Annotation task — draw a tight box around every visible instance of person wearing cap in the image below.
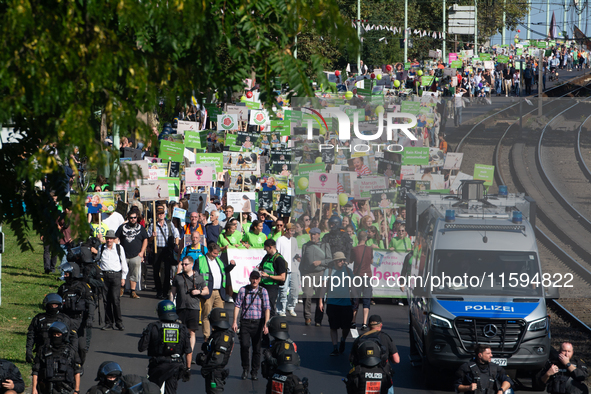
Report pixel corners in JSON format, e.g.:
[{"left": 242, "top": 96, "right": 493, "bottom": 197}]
[
  {"left": 349, "top": 314, "right": 400, "bottom": 367},
  {"left": 264, "top": 348, "right": 307, "bottom": 394},
  {"left": 98, "top": 229, "right": 128, "bottom": 331},
  {"left": 232, "top": 270, "right": 271, "bottom": 381},
  {"left": 148, "top": 204, "right": 180, "bottom": 299},
  {"left": 258, "top": 239, "right": 287, "bottom": 317},
  {"left": 318, "top": 251, "right": 353, "bottom": 356},
  {"left": 276, "top": 223, "right": 299, "bottom": 317},
  {"left": 299, "top": 227, "right": 332, "bottom": 326}
]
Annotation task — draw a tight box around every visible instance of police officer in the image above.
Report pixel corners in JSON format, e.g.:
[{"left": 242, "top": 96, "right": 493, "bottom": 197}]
[
  {"left": 344, "top": 341, "right": 392, "bottom": 394},
  {"left": 195, "top": 308, "right": 234, "bottom": 394},
  {"left": 26, "top": 294, "right": 78, "bottom": 364},
  {"left": 0, "top": 359, "right": 25, "bottom": 394},
  {"left": 349, "top": 315, "right": 400, "bottom": 367},
  {"left": 322, "top": 216, "right": 352, "bottom": 261},
  {"left": 31, "top": 322, "right": 82, "bottom": 394},
  {"left": 455, "top": 344, "right": 513, "bottom": 394},
  {"left": 58, "top": 262, "right": 95, "bottom": 364},
  {"left": 537, "top": 342, "right": 589, "bottom": 394},
  {"left": 262, "top": 316, "right": 297, "bottom": 379},
  {"left": 86, "top": 361, "right": 160, "bottom": 394},
  {"left": 138, "top": 300, "right": 192, "bottom": 394},
  {"left": 265, "top": 349, "right": 308, "bottom": 394}
]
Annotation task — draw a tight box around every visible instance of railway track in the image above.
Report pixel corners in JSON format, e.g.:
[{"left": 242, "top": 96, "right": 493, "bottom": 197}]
[{"left": 453, "top": 78, "right": 591, "bottom": 337}]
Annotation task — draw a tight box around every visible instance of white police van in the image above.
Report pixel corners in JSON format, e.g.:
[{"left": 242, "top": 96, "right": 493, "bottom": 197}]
[{"left": 405, "top": 181, "right": 556, "bottom": 380}]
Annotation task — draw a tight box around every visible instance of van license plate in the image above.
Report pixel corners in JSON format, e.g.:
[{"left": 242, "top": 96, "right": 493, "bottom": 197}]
[{"left": 491, "top": 358, "right": 507, "bottom": 366}]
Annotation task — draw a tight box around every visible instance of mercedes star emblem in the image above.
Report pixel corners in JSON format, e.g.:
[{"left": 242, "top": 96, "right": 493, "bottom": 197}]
[{"left": 483, "top": 324, "right": 498, "bottom": 338}]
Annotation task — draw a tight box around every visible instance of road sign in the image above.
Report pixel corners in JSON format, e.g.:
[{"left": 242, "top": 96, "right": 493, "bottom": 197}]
[{"left": 448, "top": 5, "right": 475, "bottom": 35}]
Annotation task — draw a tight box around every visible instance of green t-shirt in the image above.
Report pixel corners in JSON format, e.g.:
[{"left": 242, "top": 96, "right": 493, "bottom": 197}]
[
  {"left": 242, "top": 222, "right": 252, "bottom": 234},
  {"left": 242, "top": 231, "right": 267, "bottom": 248},
  {"left": 350, "top": 234, "right": 358, "bottom": 247},
  {"left": 218, "top": 230, "right": 244, "bottom": 249},
  {"left": 271, "top": 231, "right": 282, "bottom": 242},
  {"left": 366, "top": 238, "right": 384, "bottom": 249},
  {"left": 296, "top": 234, "right": 310, "bottom": 249},
  {"left": 389, "top": 237, "right": 412, "bottom": 252}
]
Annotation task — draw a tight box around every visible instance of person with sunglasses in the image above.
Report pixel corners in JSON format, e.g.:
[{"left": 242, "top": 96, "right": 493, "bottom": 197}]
[{"left": 115, "top": 208, "right": 149, "bottom": 299}]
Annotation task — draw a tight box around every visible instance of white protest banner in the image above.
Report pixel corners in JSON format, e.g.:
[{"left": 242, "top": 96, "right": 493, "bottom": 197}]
[
  {"left": 227, "top": 192, "right": 256, "bottom": 213},
  {"left": 139, "top": 180, "right": 169, "bottom": 201},
  {"left": 443, "top": 152, "right": 464, "bottom": 170},
  {"left": 353, "top": 176, "right": 388, "bottom": 199},
  {"left": 401, "top": 165, "right": 419, "bottom": 180},
  {"left": 226, "top": 105, "right": 248, "bottom": 121},
  {"left": 177, "top": 120, "right": 199, "bottom": 135},
  {"left": 429, "top": 49, "right": 440, "bottom": 58},
  {"left": 249, "top": 109, "right": 270, "bottom": 127},
  {"left": 185, "top": 166, "right": 215, "bottom": 187},
  {"left": 122, "top": 160, "right": 149, "bottom": 179},
  {"left": 483, "top": 61, "right": 495, "bottom": 70},
  {"left": 217, "top": 114, "right": 239, "bottom": 131},
  {"left": 227, "top": 248, "right": 267, "bottom": 289},
  {"left": 370, "top": 250, "right": 406, "bottom": 297},
  {"left": 307, "top": 173, "right": 338, "bottom": 193}
]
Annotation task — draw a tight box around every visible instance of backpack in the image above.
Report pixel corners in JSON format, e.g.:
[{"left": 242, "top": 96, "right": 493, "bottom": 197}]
[{"left": 351, "top": 331, "right": 389, "bottom": 367}]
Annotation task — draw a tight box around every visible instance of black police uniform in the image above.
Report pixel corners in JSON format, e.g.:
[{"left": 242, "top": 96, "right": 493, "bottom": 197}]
[
  {"left": 32, "top": 342, "right": 82, "bottom": 394},
  {"left": 537, "top": 350, "right": 589, "bottom": 394},
  {"left": 26, "top": 299, "right": 79, "bottom": 364},
  {"left": 0, "top": 359, "right": 25, "bottom": 394},
  {"left": 345, "top": 339, "right": 392, "bottom": 394},
  {"left": 265, "top": 349, "right": 307, "bottom": 394},
  {"left": 58, "top": 264, "right": 95, "bottom": 364},
  {"left": 454, "top": 360, "right": 513, "bottom": 394},
  {"left": 87, "top": 374, "right": 160, "bottom": 394},
  {"left": 349, "top": 330, "right": 397, "bottom": 368},
  {"left": 262, "top": 340, "right": 297, "bottom": 379},
  {"left": 138, "top": 320, "right": 191, "bottom": 394},
  {"left": 197, "top": 329, "right": 234, "bottom": 394},
  {"left": 322, "top": 228, "right": 352, "bottom": 261}
]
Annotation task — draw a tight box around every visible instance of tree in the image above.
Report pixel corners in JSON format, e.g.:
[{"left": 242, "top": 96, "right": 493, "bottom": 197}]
[{"left": 0, "top": 0, "right": 358, "bottom": 251}]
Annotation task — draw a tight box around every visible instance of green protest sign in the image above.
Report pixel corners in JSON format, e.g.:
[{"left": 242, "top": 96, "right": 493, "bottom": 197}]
[
  {"left": 195, "top": 153, "right": 224, "bottom": 173},
  {"left": 516, "top": 49, "right": 523, "bottom": 56},
  {"left": 421, "top": 76, "right": 435, "bottom": 86},
  {"left": 184, "top": 130, "right": 207, "bottom": 150},
  {"left": 536, "top": 41, "right": 547, "bottom": 48},
  {"left": 451, "top": 60, "right": 463, "bottom": 68},
  {"left": 402, "top": 147, "right": 429, "bottom": 165},
  {"left": 404, "top": 62, "right": 411, "bottom": 70},
  {"left": 297, "top": 163, "right": 325, "bottom": 176},
  {"left": 271, "top": 120, "right": 290, "bottom": 136},
  {"left": 294, "top": 175, "right": 311, "bottom": 194},
  {"left": 158, "top": 177, "right": 180, "bottom": 198},
  {"left": 203, "top": 103, "right": 222, "bottom": 117},
  {"left": 401, "top": 101, "right": 421, "bottom": 113},
  {"left": 473, "top": 163, "right": 495, "bottom": 186},
  {"left": 497, "top": 55, "right": 509, "bottom": 64},
  {"left": 479, "top": 53, "right": 491, "bottom": 61},
  {"left": 159, "top": 140, "right": 185, "bottom": 162},
  {"left": 225, "top": 133, "right": 238, "bottom": 147}
]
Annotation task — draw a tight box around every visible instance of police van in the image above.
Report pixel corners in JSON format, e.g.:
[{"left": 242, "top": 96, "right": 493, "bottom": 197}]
[{"left": 405, "top": 180, "right": 556, "bottom": 380}]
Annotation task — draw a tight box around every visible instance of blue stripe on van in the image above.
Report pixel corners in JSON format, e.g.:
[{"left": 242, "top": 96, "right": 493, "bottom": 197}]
[{"left": 438, "top": 301, "right": 540, "bottom": 319}]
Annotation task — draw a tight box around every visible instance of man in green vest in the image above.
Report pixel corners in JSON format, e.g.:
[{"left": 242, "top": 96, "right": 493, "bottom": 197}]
[
  {"left": 258, "top": 239, "right": 287, "bottom": 317},
  {"left": 196, "top": 243, "right": 236, "bottom": 341}
]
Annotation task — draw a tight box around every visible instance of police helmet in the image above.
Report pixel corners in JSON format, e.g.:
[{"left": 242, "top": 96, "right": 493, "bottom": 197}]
[
  {"left": 276, "top": 349, "right": 300, "bottom": 373},
  {"left": 328, "top": 216, "right": 342, "bottom": 229},
  {"left": 43, "top": 293, "right": 63, "bottom": 311},
  {"left": 156, "top": 300, "right": 178, "bottom": 322},
  {"left": 356, "top": 340, "right": 382, "bottom": 367},
  {"left": 48, "top": 321, "right": 69, "bottom": 336},
  {"left": 61, "top": 262, "right": 83, "bottom": 279},
  {"left": 95, "top": 361, "right": 123, "bottom": 381},
  {"left": 208, "top": 308, "right": 231, "bottom": 330},
  {"left": 267, "top": 316, "right": 290, "bottom": 340}
]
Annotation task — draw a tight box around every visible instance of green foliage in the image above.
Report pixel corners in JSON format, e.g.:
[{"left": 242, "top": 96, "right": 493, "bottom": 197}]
[{"left": 0, "top": 0, "right": 358, "bottom": 250}]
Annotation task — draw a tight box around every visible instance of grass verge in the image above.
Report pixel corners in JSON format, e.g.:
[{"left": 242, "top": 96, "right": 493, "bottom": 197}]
[{"left": 0, "top": 223, "right": 64, "bottom": 385}]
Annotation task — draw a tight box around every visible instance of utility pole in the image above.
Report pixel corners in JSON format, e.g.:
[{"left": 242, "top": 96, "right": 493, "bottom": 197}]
[
  {"left": 443, "top": 0, "right": 446, "bottom": 63},
  {"left": 357, "top": 0, "right": 361, "bottom": 73},
  {"left": 404, "top": 0, "right": 408, "bottom": 61},
  {"left": 547, "top": 0, "right": 550, "bottom": 38},
  {"left": 474, "top": 0, "right": 478, "bottom": 53},
  {"left": 527, "top": 0, "right": 531, "bottom": 40},
  {"left": 538, "top": 51, "right": 543, "bottom": 116},
  {"left": 564, "top": 0, "right": 568, "bottom": 38},
  {"left": 502, "top": 0, "right": 506, "bottom": 46}
]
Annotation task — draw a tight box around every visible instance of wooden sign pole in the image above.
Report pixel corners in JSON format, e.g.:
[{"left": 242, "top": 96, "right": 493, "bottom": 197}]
[{"left": 153, "top": 200, "right": 157, "bottom": 253}]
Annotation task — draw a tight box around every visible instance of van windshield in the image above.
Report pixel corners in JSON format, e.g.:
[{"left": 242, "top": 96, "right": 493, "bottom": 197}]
[{"left": 431, "top": 250, "right": 543, "bottom": 296}]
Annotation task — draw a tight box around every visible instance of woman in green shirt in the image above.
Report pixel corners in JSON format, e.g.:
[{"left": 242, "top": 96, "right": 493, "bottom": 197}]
[
  {"left": 294, "top": 222, "right": 310, "bottom": 249},
  {"left": 366, "top": 226, "right": 385, "bottom": 249},
  {"left": 241, "top": 219, "right": 267, "bottom": 248},
  {"left": 241, "top": 212, "right": 252, "bottom": 234},
  {"left": 218, "top": 219, "right": 243, "bottom": 250},
  {"left": 346, "top": 224, "right": 358, "bottom": 247}
]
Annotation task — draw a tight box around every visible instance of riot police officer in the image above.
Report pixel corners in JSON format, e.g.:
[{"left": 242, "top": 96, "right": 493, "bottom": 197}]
[
  {"left": 138, "top": 300, "right": 192, "bottom": 394},
  {"left": 58, "top": 262, "right": 95, "bottom": 364},
  {"left": 321, "top": 217, "right": 352, "bottom": 261},
  {"left": 0, "top": 359, "right": 25, "bottom": 394},
  {"left": 537, "top": 342, "right": 588, "bottom": 394},
  {"left": 455, "top": 344, "right": 513, "bottom": 394},
  {"left": 344, "top": 340, "right": 392, "bottom": 394},
  {"left": 195, "top": 308, "right": 234, "bottom": 394},
  {"left": 262, "top": 316, "right": 297, "bottom": 379},
  {"left": 86, "top": 361, "right": 160, "bottom": 394},
  {"left": 26, "top": 294, "right": 78, "bottom": 364},
  {"left": 265, "top": 348, "right": 308, "bottom": 394},
  {"left": 31, "top": 322, "right": 82, "bottom": 394}
]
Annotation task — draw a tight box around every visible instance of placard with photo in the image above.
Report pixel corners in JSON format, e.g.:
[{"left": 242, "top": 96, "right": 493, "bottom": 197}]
[
  {"left": 370, "top": 188, "right": 398, "bottom": 210},
  {"left": 227, "top": 192, "right": 256, "bottom": 213},
  {"left": 139, "top": 180, "right": 169, "bottom": 202}
]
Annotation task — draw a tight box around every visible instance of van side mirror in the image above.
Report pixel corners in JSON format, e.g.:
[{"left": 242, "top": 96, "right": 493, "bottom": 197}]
[{"left": 544, "top": 286, "right": 559, "bottom": 300}]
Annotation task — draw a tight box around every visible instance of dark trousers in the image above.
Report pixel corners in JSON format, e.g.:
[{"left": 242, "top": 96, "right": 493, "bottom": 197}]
[
  {"left": 239, "top": 318, "right": 264, "bottom": 373},
  {"left": 68, "top": 316, "right": 89, "bottom": 365},
  {"left": 43, "top": 240, "right": 57, "bottom": 273},
  {"left": 148, "top": 361, "right": 182, "bottom": 394},
  {"left": 153, "top": 249, "right": 172, "bottom": 295},
  {"left": 302, "top": 272, "right": 324, "bottom": 324},
  {"left": 103, "top": 271, "right": 123, "bottom": 326},
  {"left": 263, "top": 285, "right": 279, "bottom": 317},
  {"left": 203, "top": 368, "right": 228, "bottom": 394}
]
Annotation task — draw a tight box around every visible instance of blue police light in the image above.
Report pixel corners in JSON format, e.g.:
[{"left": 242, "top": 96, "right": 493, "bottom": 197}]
[
  {"left": 512, "top": 211, "right": 522, "bottom": 224},
  {"left": 498, "top": 185, "right": 508, "bottom": 196},
  {"left": 445, "top": 210, "right": 455, "bottom": 222}
]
